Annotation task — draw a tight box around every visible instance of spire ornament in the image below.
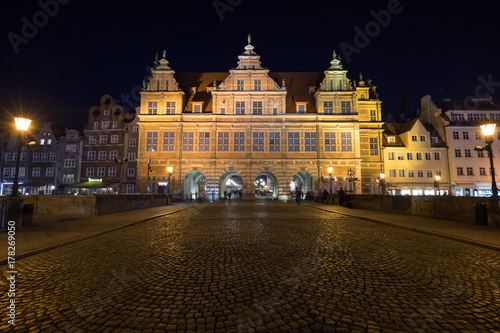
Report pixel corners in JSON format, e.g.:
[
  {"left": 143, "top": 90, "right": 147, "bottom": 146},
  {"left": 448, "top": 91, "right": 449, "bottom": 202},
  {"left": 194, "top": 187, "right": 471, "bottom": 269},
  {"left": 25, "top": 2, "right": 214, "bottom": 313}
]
[
  {"left": 248, "top": 34, "right": 251, "bottom": 45},
  {"left": 162, "top": 50, "right": 166, "bottom": 59},
  {"left": 329, "top": 50, "right": 343, "bottom": 70}
]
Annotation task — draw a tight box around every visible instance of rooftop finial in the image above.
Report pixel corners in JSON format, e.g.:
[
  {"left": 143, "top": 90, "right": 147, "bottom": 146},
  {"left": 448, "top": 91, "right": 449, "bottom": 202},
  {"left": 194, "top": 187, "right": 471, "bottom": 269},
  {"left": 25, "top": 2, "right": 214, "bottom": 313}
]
[
  {"left": 248, "top": 34, "right": 251, "bottom": 45},
  {"left": 329, "top": 50, "right": 343, "bottom": 70},
  {"left": 162, "top": 50, "right": 166, "bottom": 59}
]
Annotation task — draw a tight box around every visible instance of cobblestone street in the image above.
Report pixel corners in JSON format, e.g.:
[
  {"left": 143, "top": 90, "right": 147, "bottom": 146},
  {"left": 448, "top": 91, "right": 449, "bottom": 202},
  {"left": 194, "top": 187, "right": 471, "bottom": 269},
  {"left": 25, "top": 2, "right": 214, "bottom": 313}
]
[{"left": 1, "top": 201, "right": 500, "bottom": 332}]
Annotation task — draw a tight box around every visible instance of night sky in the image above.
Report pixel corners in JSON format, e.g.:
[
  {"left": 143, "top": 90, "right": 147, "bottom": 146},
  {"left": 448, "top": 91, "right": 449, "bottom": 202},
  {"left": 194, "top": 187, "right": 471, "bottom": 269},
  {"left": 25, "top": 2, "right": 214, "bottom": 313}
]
[{"left": 1, "top": 0, "right": 499, "bottom": 133}]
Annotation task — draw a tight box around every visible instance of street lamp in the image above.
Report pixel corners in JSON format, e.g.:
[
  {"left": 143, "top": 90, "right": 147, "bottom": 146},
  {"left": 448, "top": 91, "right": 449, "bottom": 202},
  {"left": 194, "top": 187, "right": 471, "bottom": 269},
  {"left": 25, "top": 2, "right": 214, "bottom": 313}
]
[
  {"left": 379, "top": 173, "right": 385, "bottom": 195},
  {"left": 434, "top": 175, "right": 441, "bottom": 195},
  {"left": 10, "top": 117, "right": 32, "bottom": 197},
  {"left": 475, "top": 123, "right": 498, "bottom": 197},
  {"left": 327, "top": 167, "right": 333, "bottom": 193},
  {"left": 146, "top": 148, "right": 154, "bottom": 194},
  {"left": 167, "top": 166, "right": 173, "bottom": 195}
]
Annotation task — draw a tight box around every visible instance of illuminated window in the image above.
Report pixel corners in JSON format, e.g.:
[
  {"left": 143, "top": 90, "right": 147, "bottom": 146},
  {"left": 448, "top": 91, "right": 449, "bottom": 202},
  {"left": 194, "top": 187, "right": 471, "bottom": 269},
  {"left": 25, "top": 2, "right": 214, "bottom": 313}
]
[{"left": 63, "top": 174, "right": 74, "bottom": 183}]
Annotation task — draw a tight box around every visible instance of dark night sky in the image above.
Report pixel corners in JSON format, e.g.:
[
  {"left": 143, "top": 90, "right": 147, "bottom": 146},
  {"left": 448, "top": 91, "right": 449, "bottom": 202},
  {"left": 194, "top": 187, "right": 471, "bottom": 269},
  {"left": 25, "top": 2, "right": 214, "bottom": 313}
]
[{"left": 1, "top": 0, "right": 499, "bottom": 133}]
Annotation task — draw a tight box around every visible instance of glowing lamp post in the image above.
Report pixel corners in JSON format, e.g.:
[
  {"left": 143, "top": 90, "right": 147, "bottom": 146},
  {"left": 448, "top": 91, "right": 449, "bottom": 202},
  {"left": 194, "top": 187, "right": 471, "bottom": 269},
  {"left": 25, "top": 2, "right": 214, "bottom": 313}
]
[
  {"left": 379, "top": 173, "right": 385, "bottom": 195},
  {"left": 11, "top": 117, "right": 32, "bottom": 197},
  {"left": 434, "top": 175, "right": 441, "bottom": 195},
  {"left": 167, "top": 166, "right": 173, "bottom": 195},
  {"left": 327, "top": 167, "right": 333, "bottom": 193},
  {"left": 475, "top": 123, "right": 498, "bottom": 197}
]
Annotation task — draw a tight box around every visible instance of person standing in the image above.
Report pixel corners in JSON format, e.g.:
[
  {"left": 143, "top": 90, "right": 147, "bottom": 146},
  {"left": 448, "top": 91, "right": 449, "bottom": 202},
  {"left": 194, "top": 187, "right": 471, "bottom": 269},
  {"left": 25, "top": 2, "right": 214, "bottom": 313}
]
[
  {"left": 338, "top": 188, "right": 345, "bottom": 207},
  {"left": 296, "top": 188, "right": 302, "bottom": 205},
  {"left": 228, "top": 190, "right": 232, "bottom": 200}
]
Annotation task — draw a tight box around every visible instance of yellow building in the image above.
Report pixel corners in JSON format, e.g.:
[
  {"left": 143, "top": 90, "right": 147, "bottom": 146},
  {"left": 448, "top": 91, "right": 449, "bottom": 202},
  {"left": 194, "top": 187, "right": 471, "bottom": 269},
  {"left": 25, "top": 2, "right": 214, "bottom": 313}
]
[
  {"left": 137, "top": 39, "right": 384, "bottom": 200},
  {"left": 382, "top": 119, "right": 449, "bottom": 195}
]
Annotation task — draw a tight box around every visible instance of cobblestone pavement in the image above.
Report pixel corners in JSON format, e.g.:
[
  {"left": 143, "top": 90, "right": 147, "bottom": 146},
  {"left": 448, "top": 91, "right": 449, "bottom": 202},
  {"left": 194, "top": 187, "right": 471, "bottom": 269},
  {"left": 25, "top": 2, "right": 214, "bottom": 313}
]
[{"left": 1, "top": 201, "right": 500, "bottom": 332}]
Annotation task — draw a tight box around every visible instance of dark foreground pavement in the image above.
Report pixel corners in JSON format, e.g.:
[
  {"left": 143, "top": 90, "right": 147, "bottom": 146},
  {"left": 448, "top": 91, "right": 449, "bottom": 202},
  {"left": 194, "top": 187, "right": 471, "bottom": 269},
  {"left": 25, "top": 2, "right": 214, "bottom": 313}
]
[{"left": 1, "top": 201, "right": 499, "bottom": 332}]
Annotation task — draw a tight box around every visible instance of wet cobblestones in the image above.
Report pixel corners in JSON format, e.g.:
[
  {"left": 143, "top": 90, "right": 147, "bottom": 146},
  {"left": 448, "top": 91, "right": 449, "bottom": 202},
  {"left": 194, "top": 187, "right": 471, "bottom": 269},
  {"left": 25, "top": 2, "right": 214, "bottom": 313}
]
[{"left": 1, "top": 201, "right": 500, "bottom": 332}]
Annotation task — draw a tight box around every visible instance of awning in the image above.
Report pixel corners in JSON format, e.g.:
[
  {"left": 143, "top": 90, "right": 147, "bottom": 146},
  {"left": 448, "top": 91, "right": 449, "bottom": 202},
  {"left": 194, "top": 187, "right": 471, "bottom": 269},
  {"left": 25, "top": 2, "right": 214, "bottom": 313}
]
[{"left": 68, "top": 181, "right": 117, "bottom": 188}]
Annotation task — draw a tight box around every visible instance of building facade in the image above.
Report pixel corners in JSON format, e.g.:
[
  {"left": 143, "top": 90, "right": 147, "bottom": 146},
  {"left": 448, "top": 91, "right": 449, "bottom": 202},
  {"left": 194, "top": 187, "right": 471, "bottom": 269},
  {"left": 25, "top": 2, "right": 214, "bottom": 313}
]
[
  {"left": 137, "top": 41, "right": 384, "bottom": 200},
  {"left": 420, "top": 95, "right": 500, "bottom": 196},
  {"left": 382, "top": 119, "right": 449, "bottom": 195},
  {"left": 79, "top": 95, "right": 138, "bottom": 194},
  {"left": 55, "top": 129, "right": 83, "bottom": 192}
]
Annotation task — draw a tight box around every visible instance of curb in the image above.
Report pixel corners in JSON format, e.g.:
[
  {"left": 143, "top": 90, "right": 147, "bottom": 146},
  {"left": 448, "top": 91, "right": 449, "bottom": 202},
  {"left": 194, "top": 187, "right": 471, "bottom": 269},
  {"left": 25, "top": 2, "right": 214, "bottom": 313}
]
[
  {"left": 0, "top": 206, "right": 190, "bottom": 266},
  {"left": 305, "top": 204, "right": 500, "bottom": 252}
]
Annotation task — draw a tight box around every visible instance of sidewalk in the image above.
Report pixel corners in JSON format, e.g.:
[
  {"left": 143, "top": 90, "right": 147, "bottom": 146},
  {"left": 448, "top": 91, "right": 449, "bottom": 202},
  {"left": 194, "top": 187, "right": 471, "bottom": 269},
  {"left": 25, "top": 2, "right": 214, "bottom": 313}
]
[
  {"left": 304, "top": 202, "right": 500, "bottom": 251},
  {"left": 0, "top": 204, "right": 191, "bottom": 264}
]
